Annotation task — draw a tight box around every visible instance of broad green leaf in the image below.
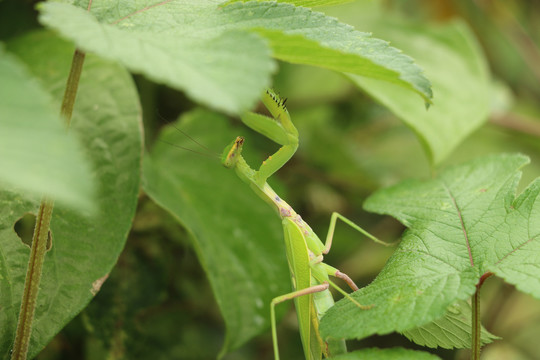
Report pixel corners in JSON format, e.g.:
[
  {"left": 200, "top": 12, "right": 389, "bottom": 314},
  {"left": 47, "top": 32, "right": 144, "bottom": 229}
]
[
  {"left": 320, "top": 154, "right": 540, "bottom": 342},
  {"left": 0, "top": 44, "right": 94, "bottom": 210},
  {"left": 142, "top": 110, "right": 289, "bottom": 354},
  {"left": 1, "top": 31, "right": 142, "bottom": 358},
  {"left": 403, "top": 300, "right": 499, "bottom": 349},
  {"left": 37, "top": 1, "right": 275, "bottom": 114},
  {"left": 38, "top": 0, "right": 432, "bottom": 114},
  {"left": 328, "top": 348, "right": 441, "bottom": 360},
  {"left": 349, "top": 20, "right": 489, "bottom": 165}
]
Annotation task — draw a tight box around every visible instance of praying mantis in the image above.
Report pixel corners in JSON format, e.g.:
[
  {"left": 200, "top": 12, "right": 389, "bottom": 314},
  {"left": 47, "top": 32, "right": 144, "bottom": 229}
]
[{"left": 221, "top": 89, "right": 390, "bottom": 359}]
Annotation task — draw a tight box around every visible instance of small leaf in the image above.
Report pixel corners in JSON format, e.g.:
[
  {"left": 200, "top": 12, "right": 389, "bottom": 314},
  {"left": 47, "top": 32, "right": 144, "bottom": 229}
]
[
  {"left": 327, "top": 348, "right": 441, "bottom": 360},
  {"left": 0, "top": 31, "right": 142, "bottom": 358},
  {"left": 142, "top": 110, "right": 290, "bottom": 354},
  {"left": 320, "top": 153, "right": 540, "bottom": 342},
  {"left": 403, "top": 300, "right": 499, "bottom": 349},
  {"left": 0, "top": 44, "right": 94, "bottom": 210}
]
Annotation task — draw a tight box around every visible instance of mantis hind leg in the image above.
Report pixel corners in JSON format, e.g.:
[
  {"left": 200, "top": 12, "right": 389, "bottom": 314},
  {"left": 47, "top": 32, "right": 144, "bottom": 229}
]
[
  {"left": 270, "top": 283, "right": 329, "bottom": 360},
  {"left": 310, "top": 258, "right": 371, "bottom": 309}
]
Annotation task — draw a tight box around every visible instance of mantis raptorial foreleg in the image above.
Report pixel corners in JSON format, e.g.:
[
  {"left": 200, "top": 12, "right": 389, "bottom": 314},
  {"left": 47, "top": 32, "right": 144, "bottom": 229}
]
[{"left": 221, "top": 90, "right": 392, "bottom": 360}]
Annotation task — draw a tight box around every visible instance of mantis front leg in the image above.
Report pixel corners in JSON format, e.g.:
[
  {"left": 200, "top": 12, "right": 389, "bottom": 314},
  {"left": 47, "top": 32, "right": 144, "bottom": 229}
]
[{"left": 239, "top": 90, "right": 298, "bottom": 187}]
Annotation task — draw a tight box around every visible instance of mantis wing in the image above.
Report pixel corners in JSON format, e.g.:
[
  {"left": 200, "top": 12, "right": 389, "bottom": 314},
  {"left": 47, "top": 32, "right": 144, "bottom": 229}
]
[{"left": 282, "top": 219, "right": 322, "bottom": 360}]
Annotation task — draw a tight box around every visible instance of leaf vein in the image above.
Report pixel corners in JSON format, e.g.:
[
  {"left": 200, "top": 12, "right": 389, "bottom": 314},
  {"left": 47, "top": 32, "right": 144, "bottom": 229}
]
[
  {"left": 495, "top": 235, "right": 538, "bottom": 266},
  {"left": 442, "top": 182, "right": 474, "bottom": 267}
]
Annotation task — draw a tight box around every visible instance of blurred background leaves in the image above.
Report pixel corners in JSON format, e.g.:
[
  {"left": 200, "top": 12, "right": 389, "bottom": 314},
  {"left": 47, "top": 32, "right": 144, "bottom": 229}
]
[{"left": 1, "top": 0, "right": 540, "bottom": 359}]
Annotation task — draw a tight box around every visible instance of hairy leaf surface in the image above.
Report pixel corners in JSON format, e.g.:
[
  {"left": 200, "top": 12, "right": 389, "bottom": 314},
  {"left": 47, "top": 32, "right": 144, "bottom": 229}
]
[
  {"left": 38, "top": 0, "right": 431, "bottom": 114},
  {"left": 226, "top": 1, "right": 356, "bottom": 8},
  {"left": 403, "top": 300, "right": 499, "bottom": 348},
  {"left": 321, "top": 154, "right": 540, "bottom": 343}
]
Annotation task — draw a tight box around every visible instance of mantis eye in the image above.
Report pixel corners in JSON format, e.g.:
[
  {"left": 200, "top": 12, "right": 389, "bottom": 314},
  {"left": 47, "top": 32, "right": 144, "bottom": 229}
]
[{"left": 221, "top": 136, "right": 244, "bottom": 168}]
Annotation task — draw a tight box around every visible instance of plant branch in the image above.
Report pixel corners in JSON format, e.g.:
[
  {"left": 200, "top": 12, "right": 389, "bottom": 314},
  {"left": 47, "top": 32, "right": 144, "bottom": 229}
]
[
  {"left": 490, "top": 113, "right": 540, "bottom": 138},
  {"left": 60, "top": 49, "right": 86, "bottom": 126},
  {"left": 11, "top": 48, "right": 87, "bottom": 360},
  {"left": 472, "top": 285, "right": 482, "bottom": 360}
]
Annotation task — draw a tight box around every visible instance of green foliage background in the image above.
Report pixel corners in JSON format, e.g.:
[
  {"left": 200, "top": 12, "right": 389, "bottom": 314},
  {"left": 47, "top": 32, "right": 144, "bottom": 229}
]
[{"left": 1, "top": 0, "right": 540, "bottom": 359}]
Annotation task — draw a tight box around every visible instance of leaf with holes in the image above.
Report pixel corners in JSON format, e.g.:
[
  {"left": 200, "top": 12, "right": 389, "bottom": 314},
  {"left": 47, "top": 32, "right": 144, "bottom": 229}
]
[{"left": 320, "top": 153, "right": 540, "bottom": 344}]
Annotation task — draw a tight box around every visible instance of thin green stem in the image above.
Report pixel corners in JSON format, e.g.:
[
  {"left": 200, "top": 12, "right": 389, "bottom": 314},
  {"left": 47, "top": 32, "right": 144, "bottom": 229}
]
[
  {"left": 11, "top": 198, "right": 54, "bottom": 360},
  {"left": 11, "top": 48, "right": 86, "bottom": 360}
]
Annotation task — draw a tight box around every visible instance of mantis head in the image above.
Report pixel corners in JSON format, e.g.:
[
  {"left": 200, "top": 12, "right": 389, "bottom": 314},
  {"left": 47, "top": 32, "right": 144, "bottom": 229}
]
[{"left": 221, "top": 136, "right": 245, "bottom": 168}]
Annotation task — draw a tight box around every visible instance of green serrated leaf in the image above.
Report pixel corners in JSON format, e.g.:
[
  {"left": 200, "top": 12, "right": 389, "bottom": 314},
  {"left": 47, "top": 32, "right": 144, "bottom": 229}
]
[
  {"left": 37, "top": 1, "right": 275, "bottom": 114},
  {"left": 327, "top": 347, "right": 441, "bottom": 360},
  {"left": 1, "top": 31, "right": 142, "bottom": 358},
  {"left": 349, "top": 19, "right": 489, "bottom": 165},
  {"left": 0, "top": 44, "right": 94, "bottom": 210},
  {"left": 220, "top": 1, "right": 432, "bottom": 103},
  {"left": 142, "top": 110, "right": 289, "bottom": 354},
  {"left": 320, "top": 153, "right": 540, "bottom": 343},
  {"left": 403, "top": 300, "right": 499, "bottom": 349},
  {"left": 38, "top": 0, "right": 431, "bottom": 114}
]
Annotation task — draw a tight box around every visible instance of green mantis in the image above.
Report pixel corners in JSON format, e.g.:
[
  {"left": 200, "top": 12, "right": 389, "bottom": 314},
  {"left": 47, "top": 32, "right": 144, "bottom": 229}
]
[{"left": 221, "top": 90, "right": 389, "bottom": 359}]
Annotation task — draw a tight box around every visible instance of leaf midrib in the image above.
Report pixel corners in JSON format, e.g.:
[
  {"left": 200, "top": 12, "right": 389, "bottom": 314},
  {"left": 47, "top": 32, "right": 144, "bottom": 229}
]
[{"left": 443, "top": 183, "right": 474, "bottom": 267}]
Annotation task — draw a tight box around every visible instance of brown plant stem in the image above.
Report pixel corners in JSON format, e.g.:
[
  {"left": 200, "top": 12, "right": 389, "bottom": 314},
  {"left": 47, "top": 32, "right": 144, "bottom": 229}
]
[{"left": 472, "top": 272, "right": 493, "bottom": 360}]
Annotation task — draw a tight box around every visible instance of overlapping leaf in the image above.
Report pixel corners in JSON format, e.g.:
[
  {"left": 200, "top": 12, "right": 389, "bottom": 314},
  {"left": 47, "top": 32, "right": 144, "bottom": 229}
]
[
  {"left": 0, "top": 32, "right": 142, "bottom": 358},
  {"left": 320, "top": 154, "right": 540, "bottom": 343},
  {"left": 0, "top": 45, "right": 94, "bottom": 210},
  {"left": 38, "top": 0, "right": 431, "bottom": 114},
  {"left": 350, "top": 19, "right": 490, "bottom": 165}
]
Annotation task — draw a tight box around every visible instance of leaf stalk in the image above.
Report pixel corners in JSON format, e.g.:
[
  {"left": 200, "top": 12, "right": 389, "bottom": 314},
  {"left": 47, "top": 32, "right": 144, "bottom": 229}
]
[
  {"left": 471, "top": 272, "right": 493, "bottom": 360},
  {"left": 471, "top": 286, "right": 481, "bottom": 360}
]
